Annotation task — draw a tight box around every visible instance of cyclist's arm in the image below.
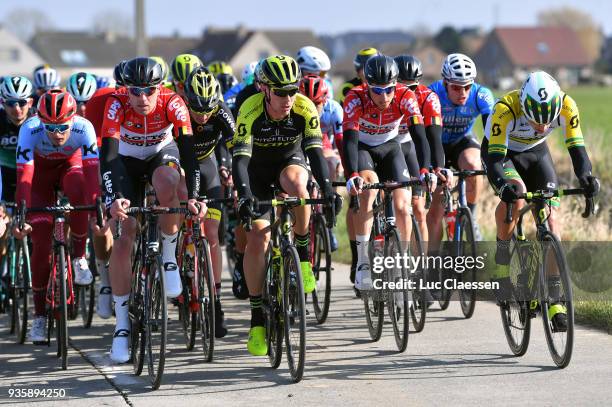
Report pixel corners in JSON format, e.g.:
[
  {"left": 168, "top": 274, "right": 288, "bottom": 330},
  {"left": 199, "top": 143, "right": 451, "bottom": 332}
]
[
  {"left": 99, "top": 96, "right": 125, "bottom": 205},
  {"left": 484, "top": 102, "right": 511, "bottom": 190},
  {"left": 231, "top": 106, "right": 254, "bottom": 199},
  {"left": 167, "top": 95, "right": 199, "bottom": 199},
  {"left": 15, "top": 121, "right": 38, "bottom": 207},
  {"left": 215, "top": 103, "right": 236, "bottom": 170},
  {"left": 80, "top": 119, "right": 101, "bottom": 204},
  {"left": 422, "top": 92, "right": 445, "bottom": 169},
  {"left": 401, "top": 89, "right": 430, "bottom": 172},
  {"left": 330, "top": 100, "right": 344, "bottom": 157},
  {"left": 477, "top": 85, "right": 495, "bottom": 133},
  {"left": 302, "top": 99, "right": 332, "bottom": 194},
  {"left": 341, "top": 90, "right": 362, "bottom": 176},
  {"left": 561, "top": 95, "right": 593, "bottom": 180}
]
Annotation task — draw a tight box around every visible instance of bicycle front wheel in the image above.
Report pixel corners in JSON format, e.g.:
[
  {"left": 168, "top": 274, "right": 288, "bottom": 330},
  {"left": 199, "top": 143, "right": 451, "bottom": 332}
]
[
  {"left": 283, "top": 245, "right": 306, "bottom": 383},
  {"left": 12, "top": 239, "right": 30, "bottom": 344},
  {"left": 386, "top": 228, "right": 409, "bottom": 352},
  {"left": 457, "top": 209, "right": 477, "bottom": 318},
  {"left": 311, "top": 213, "right": 331, "bottom": 324},
  {"left": 540, "top": 233, "right": 574, "bottom": 368},
  {"left": 409, "top": 214, "right": 427, "bottom": 333},
  {"left": 145, "top": 255, "right": 167, "bottom": 389},
  {"left": 130, "top": 245, "right": 146, "bottom": 376},
  {"left": 57, "top": 246, "right": 69, "bottom": 370},
  {"left": 197, "top": 238, "right": 215, "bottom": 362}
]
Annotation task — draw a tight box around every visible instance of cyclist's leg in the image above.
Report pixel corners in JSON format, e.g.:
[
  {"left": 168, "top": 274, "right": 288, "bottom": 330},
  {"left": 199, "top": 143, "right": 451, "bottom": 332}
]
[
  {"left": 456, "top": 136, "right": 483, "bottom": 238},
  {"left": 354, "top": 147, "right": 378, "bottom": 290},
  {"left": 426, "top": 142, "right": 454, "bottom": 254},
  {"left": 402, "top": 141, "right": 426, "bottom": 243},
  {"left": 336, "top": 138, "right": 357, "bottom": 282}
]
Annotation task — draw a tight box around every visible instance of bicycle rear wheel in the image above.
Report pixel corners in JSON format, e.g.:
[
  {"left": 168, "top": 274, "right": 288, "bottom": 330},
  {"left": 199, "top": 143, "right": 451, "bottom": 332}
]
[
  {"left": 311, "top": 213, "right": 331, "bottom": 324},
  {"left": 457, "top": 209, "right": 477, "bottom": 318},
  {"left": 264, "top": 247, "right": 283, "bottom": 369},
  {"left": 386, "top": 228, "right": 409, "bottom": 352},
  {"left": 57, "top": 246, "right": 69, "bottom": 370},
  {"left": 197, "top": 239, "right": 215, "bottom": 362},
  {"left": 130, "top": 245, "right": 146, "bottom": 376},
  {"left": 540, "top": 233, "right": 574, "bottom": 368},
  {"left": 145, "top": 255, "right": 167, "bottom": 389},
  {"left": 409, "top": 215, "right": 427, "bottom": 333},
  {"left": 437, "top": 240, "right": 452, "bottom": 310},
  {"left": 12, "top": 240, "right": 30, "bottom": 344},
  {"left": 283, "top": 245, "right": 306, "bottom": 383},
  {"left": 178, "top": 233, "right": 197, "bottom": 351}
]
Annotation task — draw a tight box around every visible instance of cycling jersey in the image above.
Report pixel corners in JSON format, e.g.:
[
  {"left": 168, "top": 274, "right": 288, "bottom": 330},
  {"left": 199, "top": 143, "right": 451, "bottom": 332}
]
[
  {"left": 85, "top": 87, "right": 124, "bottom": 147},
  {"left": 320, "top": 98, "right": 343, "bottom": 150},
  {"left": 428, "top": 80, "right": 494, "bottom": 144},
  {"left": 0, "top": 108, "right": 22, "bottom": 169},
  {"left": 398, "top": 84, "right": 442, "bottom": 143},
  {"left": 338, "top": 77, "right": 362, "bottom": 106},
  {"left": 193, "top": 101, "right": 235, "bottom": 161},
  {"left": 233, "top": 83, "right": 259, "bottom": 116},
  {"left": 223, "top": 82, "right": 246, "bottom": 111}
]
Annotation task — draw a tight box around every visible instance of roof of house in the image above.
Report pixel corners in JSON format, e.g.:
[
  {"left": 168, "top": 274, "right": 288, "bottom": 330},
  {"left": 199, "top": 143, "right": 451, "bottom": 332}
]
[
  {"left": 261, "top": 29, "right": 326, "bottom": 55},
  {"left": 30, "top": 31, "right": 137, "bottom": 68},
  {"left": 493, "top": 26, "right": 590, "bottom": 67},
  {"left": 148, "top": 36, "right": 201, "bottom": 64}
]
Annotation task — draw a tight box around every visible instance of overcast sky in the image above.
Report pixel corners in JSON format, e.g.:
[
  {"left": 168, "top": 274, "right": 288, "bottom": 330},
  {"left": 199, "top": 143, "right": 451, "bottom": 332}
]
[{"left": 1, "top": 0, "right": 610, "bottom": 37}]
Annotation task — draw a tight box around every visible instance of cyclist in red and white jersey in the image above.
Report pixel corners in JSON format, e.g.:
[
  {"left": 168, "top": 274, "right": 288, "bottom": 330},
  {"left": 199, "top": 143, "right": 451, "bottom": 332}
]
[{"left": 99, "top": 57, "right": 205, "bottom": 363}]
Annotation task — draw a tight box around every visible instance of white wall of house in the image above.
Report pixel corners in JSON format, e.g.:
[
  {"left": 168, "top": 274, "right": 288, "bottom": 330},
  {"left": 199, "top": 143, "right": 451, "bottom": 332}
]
[
  {"left": 230, "top": 33, "right": 278, "bottom": 80},
  {"left": 0, "top": 27, "right": 45, "bottom": 77}
]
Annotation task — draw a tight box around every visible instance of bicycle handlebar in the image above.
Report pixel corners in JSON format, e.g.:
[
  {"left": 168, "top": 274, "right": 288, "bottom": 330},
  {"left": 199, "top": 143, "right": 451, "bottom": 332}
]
[{"left": 504, "top": 188, "right": 592, "bottom": 223}]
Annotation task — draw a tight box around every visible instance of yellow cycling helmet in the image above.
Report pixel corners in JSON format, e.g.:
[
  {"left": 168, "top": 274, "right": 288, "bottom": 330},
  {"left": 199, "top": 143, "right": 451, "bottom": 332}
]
[
  {"left": 207, "top": 60, "right": 233, "bottom": 76},
  {"left": 171, "top": 53, "right": 203, "bottom": 83},
  {"left": 150, "top": 56, "right": 169, "bottom": 81},
  {"left": 257, "top": 55, "right": 301, "bottom": 88},
  {"left": 354, "top": 47, "right": 380, "bottom": 71},
  {"left": 184, "top": 67, "right": 222, "bottom": 113}
]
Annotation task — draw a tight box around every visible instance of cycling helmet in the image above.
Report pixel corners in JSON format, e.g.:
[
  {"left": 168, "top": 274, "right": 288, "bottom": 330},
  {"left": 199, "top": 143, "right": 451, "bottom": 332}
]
[
  {"left": 257, "top": 55, "right": 301, "bottom": 88},
  {"left": 1, "top": 76, "right": 33, "bottom": 100},
  {"left": 216, "top": 73, "right": 237, "bottom": 94},
  {"left": 171, "top": 54, "right": 203, "bottom": 83},
  {"left": 122, "top": 57, "right": 164, "bottom": 87},
  {"left": 67, "top": 72, "right": 97, "bottom": 102},
  {"left": 296, "top": 46, "right": 331, "bottom": 73},
  {"left": 95, "top": 75, "right": 111, "bottom": 89},
  {"left": 33, "top": 66, "right": 60, "bottom": 90},
  {"left": 299, "top": 74, "right": 329, "bottom": 105},
  {"left": 520, "top": 71, "right": 562, "bottom": 125},
  {"left": 208, "top": 61, "right": 233, "bottom": 77},
  {"left": 364, "top": 54, "right": 399, "bottom": 86},
  {"left": 394, "top": 55, "right": 423, "bottom": 84},
  {"left": 441, "top": 53, "right": 476, "bottom": 84},
  {"left": 184, "top": 67, "right": 222, "bottom": 112},
  {"left": 150, "top": 56, "right": 169, "bottom": 81},
  {"left": 354, "top": 47, "right": 380, "bottom": 71},
  {"left": 37, "top": 89, "right": 77, "bottom": 124},
  {"left": 113, "top": 60, "right": 127, "bottom": 86},
  {"left": 241, "top": 61, "right": 258, "bottom": 82}
]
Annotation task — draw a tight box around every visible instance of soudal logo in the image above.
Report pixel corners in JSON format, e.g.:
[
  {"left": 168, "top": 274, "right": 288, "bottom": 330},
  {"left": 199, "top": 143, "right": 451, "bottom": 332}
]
[
  {"left": 169, "top": 100, "right": 188, "bottom": 122},
  {"left": 400, "top": 97, "right": 420, "bottom": 115},
  {"left": 102, "top": 171, "right": 113, "bottom": 193},
  {"left": 107, "top": 100, "right": 121, "bottom": 121}
]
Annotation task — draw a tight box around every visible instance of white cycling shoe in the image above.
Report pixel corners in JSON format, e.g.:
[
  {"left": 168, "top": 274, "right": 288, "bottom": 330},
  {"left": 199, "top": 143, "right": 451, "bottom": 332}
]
[
  {"left": 164, "top": 261, "right": 182, "bottom": 298},
  {"left": 29, "top": 316, "right": 47, "bottom": 343},
  {"left": 73, "top": 257, "right": 93, "bottom": 285},
  {"left": 355, "top": 263, "right": 373, "bottom": 291}
]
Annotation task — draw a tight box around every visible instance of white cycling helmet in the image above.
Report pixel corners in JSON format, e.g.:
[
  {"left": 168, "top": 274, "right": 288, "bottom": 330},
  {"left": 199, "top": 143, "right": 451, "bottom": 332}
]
[
  {"left": 67, "top": 72, "right": 98, "bottom": 102},
  {"left": 33, "top": 66, "right": 61, "bottom": 90},
  {"left": 241, "top": 61, "right": 258, "bottom": 82},
  {"left": 441, "top": 53, "right": 476, "bottom": 84},
  {"left": 296, "top": 46, "right": 331, "bottom": 74},
  {"left": 520, "top": 71, "right": 562, "bottom": 125},
  {"left": 1, "top": 76, "right": 33, "bottom": 100}
]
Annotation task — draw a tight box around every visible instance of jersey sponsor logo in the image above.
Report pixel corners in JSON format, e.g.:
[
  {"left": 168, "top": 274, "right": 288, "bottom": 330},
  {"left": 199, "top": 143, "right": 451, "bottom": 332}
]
[
  {"left": 0, "top": 135, "right": 18, "bottom": 147},
  {"left": 16, "top": 146, "right": 31, "bottom": 162},
  {"left": 83, "top": 142, "right": 97, "bottom": 156},
  {"left": 570, "top": 115, "right": 579, "bottom": 129},
  {"left": 102, "top": 171, "right": 114, "bottom": 194},
  {"left": 309, "top": 116, "right": 319, "bottom": 130},
  {"left": 236, "top": 123, "right": 248, "bottom": 139},
  {"left": 491, "top": 123, "right": 502, "bottom": 138},
  {"left": 400, "top": 96, "right": 420, "bottom": 115},
  {"left": 169, "top": 99, "right": 188, "bottom": 122},
  {"left": 344, "top": 98, "right": 360, "bottom": 117},
  {"left": 478, "top": 89, "right": 494, "bottom": 105},
  {"left": 429, "top": 96, "right": 441, "bottom": 114},
  {"left": 538, "top": 87, "right": 548, "bottom": 101},
  {"left": 106, "top": 100, "right": 121, "bottom": 121}
]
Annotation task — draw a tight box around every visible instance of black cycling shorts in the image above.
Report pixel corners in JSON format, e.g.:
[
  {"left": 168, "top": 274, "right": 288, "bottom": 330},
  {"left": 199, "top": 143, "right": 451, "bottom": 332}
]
[
  {"left": 0, "top": 165, "right": 16, "bottom": 203},
  {"left": 198, "top": 155, "right": 223, "bottom": 220},
  {"left": 358, "top": 140, "right": 410, "bottom": 183},
  {"left": 401, "top": 141, "right": 423, "bottom": 196},
  {"left": 443, "top": 135, "right": 480, "bottom": 170}
]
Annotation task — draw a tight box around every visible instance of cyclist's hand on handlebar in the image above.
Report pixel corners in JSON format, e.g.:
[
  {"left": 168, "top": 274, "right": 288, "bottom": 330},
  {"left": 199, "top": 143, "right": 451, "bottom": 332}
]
[
  {"left": 346, "top": 173, "right": 363, "bottom": 196},
  {"left": 435, "top": 168, "right": 454, "bottom": 187},
  {"left": 12, "top": 223, "right": 32, "bottom": 240},
  {"left": 238, "top": 197, "right": 256, "bottom": 224},
  {"left": 188, "top": 198, "right": 207, "bottom": 219},
  {"left": 219, "top": 166, "right": 233, "bottom": 187},
  {"left": 90, "top": 216, "right": 110, "bottom": 236},
  {"left": 110, "top": 198, "right": 130, "bottom": 221},
  {"left": 420, "top": 170, "right": 437, "bottom": 193},
  {"left": 499, "top": 183, "right": 519, "bottom": 203},
  {"left": 579, "top": 175, "right": 600, "bottom": 198}
]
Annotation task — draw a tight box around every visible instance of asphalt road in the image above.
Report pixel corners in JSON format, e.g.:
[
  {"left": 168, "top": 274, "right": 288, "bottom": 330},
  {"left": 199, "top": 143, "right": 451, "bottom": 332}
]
[{"left": 1, "top": 260, "right": 611, "bottom": 406}]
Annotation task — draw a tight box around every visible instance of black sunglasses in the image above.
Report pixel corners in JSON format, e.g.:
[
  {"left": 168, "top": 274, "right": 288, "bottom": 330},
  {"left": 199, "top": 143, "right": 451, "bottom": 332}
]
[
  {"left": 4, "top": 99, "right": 28, "bottom": 108},
  {"left": 272, "top": 87, "right": 298, "bottom": 97}
]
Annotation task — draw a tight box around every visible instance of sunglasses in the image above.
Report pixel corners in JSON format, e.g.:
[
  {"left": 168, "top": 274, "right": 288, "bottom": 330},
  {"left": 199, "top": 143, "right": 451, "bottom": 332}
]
[
  {"left": 272, "top": 87, "right": 298, "bottom": 97},
  {"left": 4, "top": 99, "right": 28, "bottom": 108},
  {"left": 44, "top": 123, "right": 70, "bottom": 133},
  {"left": 370, "top": 85, "right": 396, "bottom": 95},
  {"left": 190, "top": 105, "right": 218, "bottom": 115},
  {"left": 407, "top": 84, "right": 418, "bottom": 91},
  {"left": 448, "top": 83, "right": 472, "bottom": 92},
  {"left": 128, "top": 86, "right": 158, "bottom": 97}
]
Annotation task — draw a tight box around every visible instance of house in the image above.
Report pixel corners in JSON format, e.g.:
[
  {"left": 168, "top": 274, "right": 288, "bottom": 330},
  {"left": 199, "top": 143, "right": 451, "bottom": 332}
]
[
  {"left": 148, "top": 35, "right": 200, "bottom": 66},
  {"left": 30, "top": 30, "right": 138, "bottom": 81},
  {"left": 320, "top": 31, "right": 415, "bottom": 61},
  {"left": 475, "top": 26, "right": 591, "bottom": 88},
  {"left": 380, "top": 42, "right": 447, "bottom": 84},
  {"left": 0, "top": 26, "right": 45, "bottom": 77}
]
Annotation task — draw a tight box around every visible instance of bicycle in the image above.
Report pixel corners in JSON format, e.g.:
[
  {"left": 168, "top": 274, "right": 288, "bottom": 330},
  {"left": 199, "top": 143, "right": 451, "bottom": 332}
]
[
  {"left": 500, "top": 187, "right": 594, "bottom": 368},
  {"left": 69, "top": 236, "right": 97, "bottom": 329},
  {"left": 354, "top": 179, "right": 422, "bottom": 352},
  {"left": 177, "top": 197, "right": 233, "bottom": 360},
  {"left": 247, "top": 195, "right": 330, "bottom": 383},
  {"left": 25, "top": 196, "right": 103, "bottom": 370},
  {"left": 435, "top": 169, "right": 486, "bottom": 318}
]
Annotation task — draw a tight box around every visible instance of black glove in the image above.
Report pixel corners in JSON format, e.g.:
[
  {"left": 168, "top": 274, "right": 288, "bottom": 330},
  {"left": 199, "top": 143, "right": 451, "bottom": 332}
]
[
  {"left": 323, "top": 190, "right": 342, "bottom": 228},
  {"left": 499, "top": 183, "right": 519, "bottom": 204},
  {"left": 237, "top": 197, "right": 256, "bottom": 225},
  {"left": 579, "top": 175, "right": 600, "bottom": 198}
]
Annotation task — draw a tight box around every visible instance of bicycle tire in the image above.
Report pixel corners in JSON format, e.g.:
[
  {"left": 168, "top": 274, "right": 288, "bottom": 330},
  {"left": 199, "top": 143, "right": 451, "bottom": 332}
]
[
  {"left": 386, "top": 228, "right": 409, "bottom": 352},
  {"left": 145, "top": 255, "right": 167, "bottom": 389},
  {"left": 265, "top": 247, "right": 283, "bottom": 369},
  {"left": 409, "top": 214, "right": 427, "bottom": 333},
  {"left": 58, "top": 246, "right": 69, "bottom": 370},
  {"left": 12, "top": 240, "right": 30, "bottom": 344},
  {"left": 178, "top": 232, "right": 197, "bottom": 351},
  {"left": 437, "top": 240, "right": 452, "bottom": 310},
  {"left": 311, "top": 213, "right": 331, "bottom": 324},
  {"left": 364, "top": 230, "right": 384, "bottom": 342},
  {"left": 130, "top": 242, "right": 146, "bottom": 376},
  {"left": 282, "top": 244, "right": 306, "bottom": 383},
  {"left": 6, "top": 241, "right": 16, "bottom": 335},
  {"left": 540, "top": 232, "right": 574, "bottom": 368},
  {"left": 457, "top": 209, "right": 477, "bottom": 319},
  {"left": 198, "top": 238, "right": 215, "bottom": 362}
]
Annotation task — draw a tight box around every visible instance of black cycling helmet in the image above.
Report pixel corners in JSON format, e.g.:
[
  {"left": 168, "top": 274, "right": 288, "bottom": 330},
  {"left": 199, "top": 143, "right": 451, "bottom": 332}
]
[
  {"left": 122, "top": 57, "right": 163, "bottom": 87},
  {"left": 394, "top": 55, "right": 423, "bottom": 83},
  {"left": 354, "top": 47, "right": 380, "bottom": 71},
  {"left": 113, "top": 60, "right": 127, "bottom": 86},
  {"left": 364, "top": 54, "right": 399, "bottom": 86}
]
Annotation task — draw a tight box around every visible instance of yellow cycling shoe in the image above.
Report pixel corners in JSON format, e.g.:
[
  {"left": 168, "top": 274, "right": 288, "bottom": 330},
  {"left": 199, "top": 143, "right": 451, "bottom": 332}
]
[
  {"left": 301, "top": 261, "right": 316, "bottom": 294},
  {"left": 247, "top": 326, "right": 268, "bottom": 356}
]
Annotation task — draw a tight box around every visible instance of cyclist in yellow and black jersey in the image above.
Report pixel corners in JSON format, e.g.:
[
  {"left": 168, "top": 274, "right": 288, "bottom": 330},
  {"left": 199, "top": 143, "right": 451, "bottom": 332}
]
[
  {"left": 232, "top": 55, "right": 339, "bottom": 357},
  {"left": 168, "top": 53, "right": 204, "bottom": 99},
  {"left": 482, "top": 71, "right": 599, "bottom": 331}
]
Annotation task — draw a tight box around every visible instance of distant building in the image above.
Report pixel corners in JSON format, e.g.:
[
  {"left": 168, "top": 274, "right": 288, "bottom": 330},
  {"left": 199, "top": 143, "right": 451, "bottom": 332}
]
[
  {"left": 475, "top": 27, "right": 592, "bottom": 88},
  {"left": 148, "top": 35, "right": 200, "bottom": 66},
  {"left": 0, "top": 26, "right": 45, "bottom": 77}
]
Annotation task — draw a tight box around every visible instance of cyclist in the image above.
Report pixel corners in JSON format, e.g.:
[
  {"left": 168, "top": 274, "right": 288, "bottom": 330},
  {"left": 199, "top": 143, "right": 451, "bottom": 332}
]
[
  {"left": 100, "top": 57, "right": 205, "bottom": 363},
  {"left": 183, "top": 67, "right": 236, "bottom": 338},
  {"left": 342, "top": 54, "right": 429, "bottom": 291},
  {"left": 67, "top": 72, "right": 98, "bottom": 117},
  {"left": 232, "top": 59, "right": 264, "bottom": 116},
  {"left": 482, "top": 71, "right": 599, "bottom": 331},
  {"left": 232, "top": 55, "right": 337, "bottom": 356},
  {"left": 296, "top": 46, "right": 334, "bottom": 99},
  {"left": 427, "top": 53, "right": 494, "bottom": 247},
  {"left": 32, "top": 65, "right": 61, "bottom": 97},
  {"left": 95, "top": 75, "right": 111, "bottom": 89},
  {"left": 170, "top": 54, "right": 204, "bottom": 98},
  {"left": 299, "top": 73, "right": 343, "bottom": 250},
  {"left": 150, "top": 56, "right": 170, "bottom": 86},
  {"left": 208, "top": 61, "right": 238, "bottom": 94},
  {"left": 394, "top": 55, "right": 446, "bottom": 246},
  {"left": 224, "top": 61, "right": 258, "bottom": 111},
  {"left": 13, "top": 90, "right": 99, "bottom": 343}
]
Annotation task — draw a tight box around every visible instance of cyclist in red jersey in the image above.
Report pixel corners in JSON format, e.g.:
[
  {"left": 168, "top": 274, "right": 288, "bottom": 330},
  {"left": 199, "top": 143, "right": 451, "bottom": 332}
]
[
  {"left": 99, "top": 57, "right": 205, "bottom": 363},
  {"left": 343, "top": 55, "right": 430, "bottom": 291}
]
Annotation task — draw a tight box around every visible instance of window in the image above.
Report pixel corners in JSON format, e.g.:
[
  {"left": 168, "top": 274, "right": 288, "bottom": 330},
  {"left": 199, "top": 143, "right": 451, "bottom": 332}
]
[
  {"left": 536, "top": 42, "right": 549, "bottom": 54},
  {"left": 60, "top": 50, "right": 89, "bottom": 66},
  {"left": 0, "top": 47, "right": 20, "bottom": 62}
]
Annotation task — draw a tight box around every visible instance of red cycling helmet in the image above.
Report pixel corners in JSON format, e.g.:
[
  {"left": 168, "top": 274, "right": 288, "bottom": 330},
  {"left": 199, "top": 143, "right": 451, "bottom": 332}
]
[
  {"left": 299, "top": 74, "right": 329, "bottom": 105},
  {"left": 37, "top": 89, "right": 77, "bottom": 124}
]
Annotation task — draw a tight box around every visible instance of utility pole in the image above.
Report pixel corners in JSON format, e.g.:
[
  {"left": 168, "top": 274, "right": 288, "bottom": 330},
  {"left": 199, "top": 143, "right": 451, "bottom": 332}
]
[{"left": 135, "top": 0, "right": 148, "bottom": 56}]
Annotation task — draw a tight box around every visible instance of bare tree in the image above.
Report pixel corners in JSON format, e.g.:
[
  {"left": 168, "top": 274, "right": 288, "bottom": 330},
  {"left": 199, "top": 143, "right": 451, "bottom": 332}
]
[
  {"left": 537, "top": 6, "right": 603, "bottom": 63},
  {"left": 3, "top": 8, "right": 54, "bottom": 41},
  {"left": 91, "top": 10, "right": 133, "bottom": 38}
]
